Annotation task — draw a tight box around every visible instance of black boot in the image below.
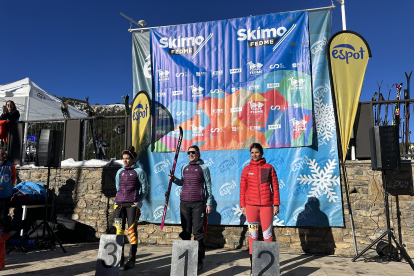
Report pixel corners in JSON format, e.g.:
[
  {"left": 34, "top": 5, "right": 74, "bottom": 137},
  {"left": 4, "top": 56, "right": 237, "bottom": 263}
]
[
  {"left": 197, "top": 240, "right": 205, "bottom": 270},
  {"left": 119, "top": 244, "right": 125, "bottom": 267},
  {"left": 123, "top": 244, "right": 137, "bottom": 270}
]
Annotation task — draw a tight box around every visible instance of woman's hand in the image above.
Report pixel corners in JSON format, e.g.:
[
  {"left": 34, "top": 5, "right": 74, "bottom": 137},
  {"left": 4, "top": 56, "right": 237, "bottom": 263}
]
[
  {"left": 2, "top": 105, "right": 7, "bottom": 114},
  {"left": 273, "top": 205, "right": 279, "bottom": 216},
  {"left": 168, "top": 170, "right": 175, "bottom": 181},
  {"left": 241, "top": 207, "right": 246, "bottom": 216},
  {"left": 206, "top": 205, "right": 211, "bottom": 214}
]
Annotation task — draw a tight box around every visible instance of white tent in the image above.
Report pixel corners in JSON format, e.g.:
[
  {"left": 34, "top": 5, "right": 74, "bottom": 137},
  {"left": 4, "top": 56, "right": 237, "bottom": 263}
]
[{"left": 0, "top": 78, "right": 87, "bottom": 120}]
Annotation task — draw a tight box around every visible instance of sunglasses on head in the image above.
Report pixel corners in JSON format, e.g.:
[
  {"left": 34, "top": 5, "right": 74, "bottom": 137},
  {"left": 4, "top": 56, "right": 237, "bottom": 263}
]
[{"left": 187, "top": 151, "right": 197, "bottom": 155}]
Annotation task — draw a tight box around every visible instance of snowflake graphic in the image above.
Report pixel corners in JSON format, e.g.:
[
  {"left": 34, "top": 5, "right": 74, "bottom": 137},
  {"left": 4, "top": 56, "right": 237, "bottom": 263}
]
[
  {"left": 314, "top": 98, "right": 336, "bottom": 145},
  {"left": 232, "top": 204, "right": 242, "bottom": 216},
  {"left": 273, "top": 217, "right": 285, "bottom": 226},
  {"left": 297, "top": 158, "right": 340, "bottom": 202}
]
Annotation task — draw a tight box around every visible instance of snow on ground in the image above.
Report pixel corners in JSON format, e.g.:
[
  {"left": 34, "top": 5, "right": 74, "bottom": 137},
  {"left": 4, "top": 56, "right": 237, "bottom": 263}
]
[{"left": 17, "top": 158, "right": 124, "bottom": 168}]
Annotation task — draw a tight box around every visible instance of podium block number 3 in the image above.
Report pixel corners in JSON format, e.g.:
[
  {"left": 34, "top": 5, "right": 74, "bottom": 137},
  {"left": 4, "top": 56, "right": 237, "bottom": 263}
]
[{"left": 102, "top": 242, "right": 118, "bottom": 268}]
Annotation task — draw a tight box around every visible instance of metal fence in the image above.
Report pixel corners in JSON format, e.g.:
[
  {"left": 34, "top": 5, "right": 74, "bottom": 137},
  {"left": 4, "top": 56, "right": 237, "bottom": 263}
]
[{"left": 22, "top": 116, "right": 130, "bottom": 163}]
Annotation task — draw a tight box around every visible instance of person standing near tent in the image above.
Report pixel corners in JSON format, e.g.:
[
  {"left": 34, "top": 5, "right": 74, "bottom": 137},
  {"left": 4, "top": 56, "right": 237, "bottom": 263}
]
[
  {"left": 239, "top": 143, "right": 280, "bottom": 272},
  {"left": 0, "top": 148, "right": 16, "bottom": 230},
  {"left": 0, "top": 101, "right": 20, "bottom": 122},
  {"left": 169, "top": 145, "right": 212, "bottom": 270},
  {"left": 114, "top": 146, "right": 148, "bottom": 270},
  {"left": 0, "top": 101, "right": 20, "bottom": 146}
]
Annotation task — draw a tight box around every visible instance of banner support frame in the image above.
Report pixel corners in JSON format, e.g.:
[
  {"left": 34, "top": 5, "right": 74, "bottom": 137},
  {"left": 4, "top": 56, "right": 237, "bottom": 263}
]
[{"left": 128, "top": 5, "right": 336, "bottom": 32}]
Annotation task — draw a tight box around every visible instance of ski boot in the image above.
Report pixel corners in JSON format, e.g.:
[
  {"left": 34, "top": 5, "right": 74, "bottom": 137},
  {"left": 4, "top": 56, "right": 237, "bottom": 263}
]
[{"left": 123, "top": 244, "right": 137, "bottom": 270}]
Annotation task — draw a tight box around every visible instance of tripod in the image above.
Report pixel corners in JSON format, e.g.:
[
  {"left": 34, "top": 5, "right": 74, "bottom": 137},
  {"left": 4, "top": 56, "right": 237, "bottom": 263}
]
[
  {"left": 8, "top": 166, "right": 66, "bottom": 254},
  {"left": 352, "top": 170, "right": 414, "bottom": 270}
]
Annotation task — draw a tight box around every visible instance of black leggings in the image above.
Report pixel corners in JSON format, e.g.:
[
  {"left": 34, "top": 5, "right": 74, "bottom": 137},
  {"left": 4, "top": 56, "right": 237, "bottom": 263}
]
[
  {"left": 114, "top": 203, "right": 140, "bottom": 244},
  {"left": 179, "top": 201, "right": 206, "bottom": 262}
]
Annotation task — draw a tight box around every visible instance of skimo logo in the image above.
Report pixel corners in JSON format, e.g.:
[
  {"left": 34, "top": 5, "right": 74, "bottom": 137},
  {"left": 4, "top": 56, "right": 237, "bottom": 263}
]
[
  {"left": 270, "top": 63, "right": 285, "bottom": 69},
  {"left": 248, "top": 100, "right": 264, "bottom": 114},
  {"left": 332, "top": 44, "right": 365, "bottom": 64},
  {"left": 230, "top": 68, "right": 242, "bottom": 74},
  {"left": 213, "top": 70, "right": 223, "bottom": 76},
  {"left": 250, "top": 126, "right": 261, "bottom": 130},
  {"left": 247, "top": 61, "right": 263, "bottom": 75},
  {"left": 196, "top": 109, "right": 204, "bottom": 115},
  {"left": 311, "top": 37, "right": 327, "bottom": 55},
  {"left": 159, "top": 33, "right": 213, "bottom": 59},
  {"left": 288, "top": 77, "right": 306, "bottom": 90},
  {"left": 231, "top": 87, "right": 241, "bottom": 92},
  {"left": 230, "top": 107, "right": 242, "bottom": 113},
  {"left": 292, "top": 62, "right": 307, "bottom": 68},
  {"left": 37, "top": 93, "right": 46, "bottom": 100},
  {"left": 132, "top": 103, "right": 148, "bottom": 123},
  {"left": 219, "top": 180, "right": 237, "bottom": 196},
  {"left": 212, "top": 109, "right": 223, "bottom": 114},
  {"left": 189, "top": 85, "right": 204, "bottom": 98},
  {"left": 156, "top": 92, "right": 166, "bottom": 97},
  {"left": 196, "top": 72, "right": 207, "bottom": 77},
  {"left": 189, "top": 124, "right": 204, "bottom": 137},
  {"left": 267, "top": 83, "right": 280, "bottom": 89},
  {"left": 219, "top": 157, "right": 236, "bottom": 173},
  {"left": 172, "top": 90, "right": 183, "bottom": 96},
  {"left": 268, "top": 124, "right": 281, "bottom": 130},
  {"left": 154, "top": 159, "right": 171, "bottom": 174},
  {"left": 157, "top": 70, "right": 170, "bottom": 81},
  {"left": 238, "top": 27, "right": 287, "bottom": 48}
]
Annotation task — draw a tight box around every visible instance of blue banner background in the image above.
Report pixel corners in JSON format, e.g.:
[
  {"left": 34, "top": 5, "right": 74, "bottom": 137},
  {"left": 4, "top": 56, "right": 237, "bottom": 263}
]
[{"left": 134, "top": 10, "right": 343, "bottom": 227}]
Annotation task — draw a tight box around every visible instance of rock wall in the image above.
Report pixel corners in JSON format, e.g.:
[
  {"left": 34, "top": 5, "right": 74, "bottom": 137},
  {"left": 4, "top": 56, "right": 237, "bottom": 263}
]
[{"left": 15, "top": 161, "right": 414, "bottom": 257}]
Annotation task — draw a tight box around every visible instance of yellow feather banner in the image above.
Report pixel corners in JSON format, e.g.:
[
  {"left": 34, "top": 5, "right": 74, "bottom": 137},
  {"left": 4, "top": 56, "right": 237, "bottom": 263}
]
[
  {"left": 328, "top": 31, "right": 372, "bottom": 162},
  {"left": 131, "top": 91, "right": 151, "bottom": 160}
]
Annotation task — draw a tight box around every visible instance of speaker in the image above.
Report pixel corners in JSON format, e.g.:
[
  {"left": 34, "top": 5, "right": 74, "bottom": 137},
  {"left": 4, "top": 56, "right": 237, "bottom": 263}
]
[
  {"left": 369, "top": 126, "right": 400, "bottom": 170},
  {"left": 35, "top": 129, "right": 63, "bottom": 167},
  {"left": 354, "top": 102, "right": 374, "bottom": 159}
]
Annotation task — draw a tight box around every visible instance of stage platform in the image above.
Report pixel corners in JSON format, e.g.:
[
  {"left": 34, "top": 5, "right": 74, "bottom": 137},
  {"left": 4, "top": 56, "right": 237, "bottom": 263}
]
[{"left": 3, "top": 243, "right": 414, "bottom": 275}]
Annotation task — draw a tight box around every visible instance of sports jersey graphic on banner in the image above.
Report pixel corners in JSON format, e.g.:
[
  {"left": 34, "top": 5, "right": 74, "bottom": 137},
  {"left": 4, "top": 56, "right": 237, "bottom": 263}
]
[{"left": 151, "top": 11, "right": 312, "bottom": 151}]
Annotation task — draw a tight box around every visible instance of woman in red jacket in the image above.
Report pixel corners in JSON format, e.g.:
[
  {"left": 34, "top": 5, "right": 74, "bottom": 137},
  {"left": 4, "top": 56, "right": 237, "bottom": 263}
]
[{"left": 240, "top": 143, "right": 280, "bottom": 265}]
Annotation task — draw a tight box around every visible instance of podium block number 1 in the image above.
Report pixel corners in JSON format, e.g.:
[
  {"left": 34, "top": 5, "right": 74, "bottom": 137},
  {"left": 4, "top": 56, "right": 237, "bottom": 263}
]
[{"left": 171, "top": 240, "right": 198, "bottom": 276}]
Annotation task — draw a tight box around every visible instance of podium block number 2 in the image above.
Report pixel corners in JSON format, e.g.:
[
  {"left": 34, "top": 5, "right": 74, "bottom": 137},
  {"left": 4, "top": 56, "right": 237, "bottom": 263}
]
[
  {"left": 252, "top": 241, "right": 280, "bottom": 276},
  {"left": 257, "top": 251, "right": 274, "bottom": 276}
]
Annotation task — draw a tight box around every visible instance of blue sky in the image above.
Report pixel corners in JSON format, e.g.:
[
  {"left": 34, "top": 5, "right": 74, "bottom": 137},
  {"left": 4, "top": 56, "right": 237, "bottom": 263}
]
[{"left": 1, "top": 0, "right": 413, "bottom": 105}]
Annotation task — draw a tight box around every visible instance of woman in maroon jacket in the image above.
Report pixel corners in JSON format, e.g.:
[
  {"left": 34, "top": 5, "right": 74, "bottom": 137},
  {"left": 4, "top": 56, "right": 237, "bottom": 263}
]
[{"left": 240, "top": 143, "right": 280, "bottom": 268}]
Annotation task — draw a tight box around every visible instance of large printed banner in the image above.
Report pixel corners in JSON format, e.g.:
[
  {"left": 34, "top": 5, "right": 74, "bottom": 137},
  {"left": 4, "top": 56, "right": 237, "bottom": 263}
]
[
  {"left": 151, "top": 11, "right": 313, "bottom": 151},
  {"left": 133, "top": 10, "right": 344, "bottom": 227}
]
